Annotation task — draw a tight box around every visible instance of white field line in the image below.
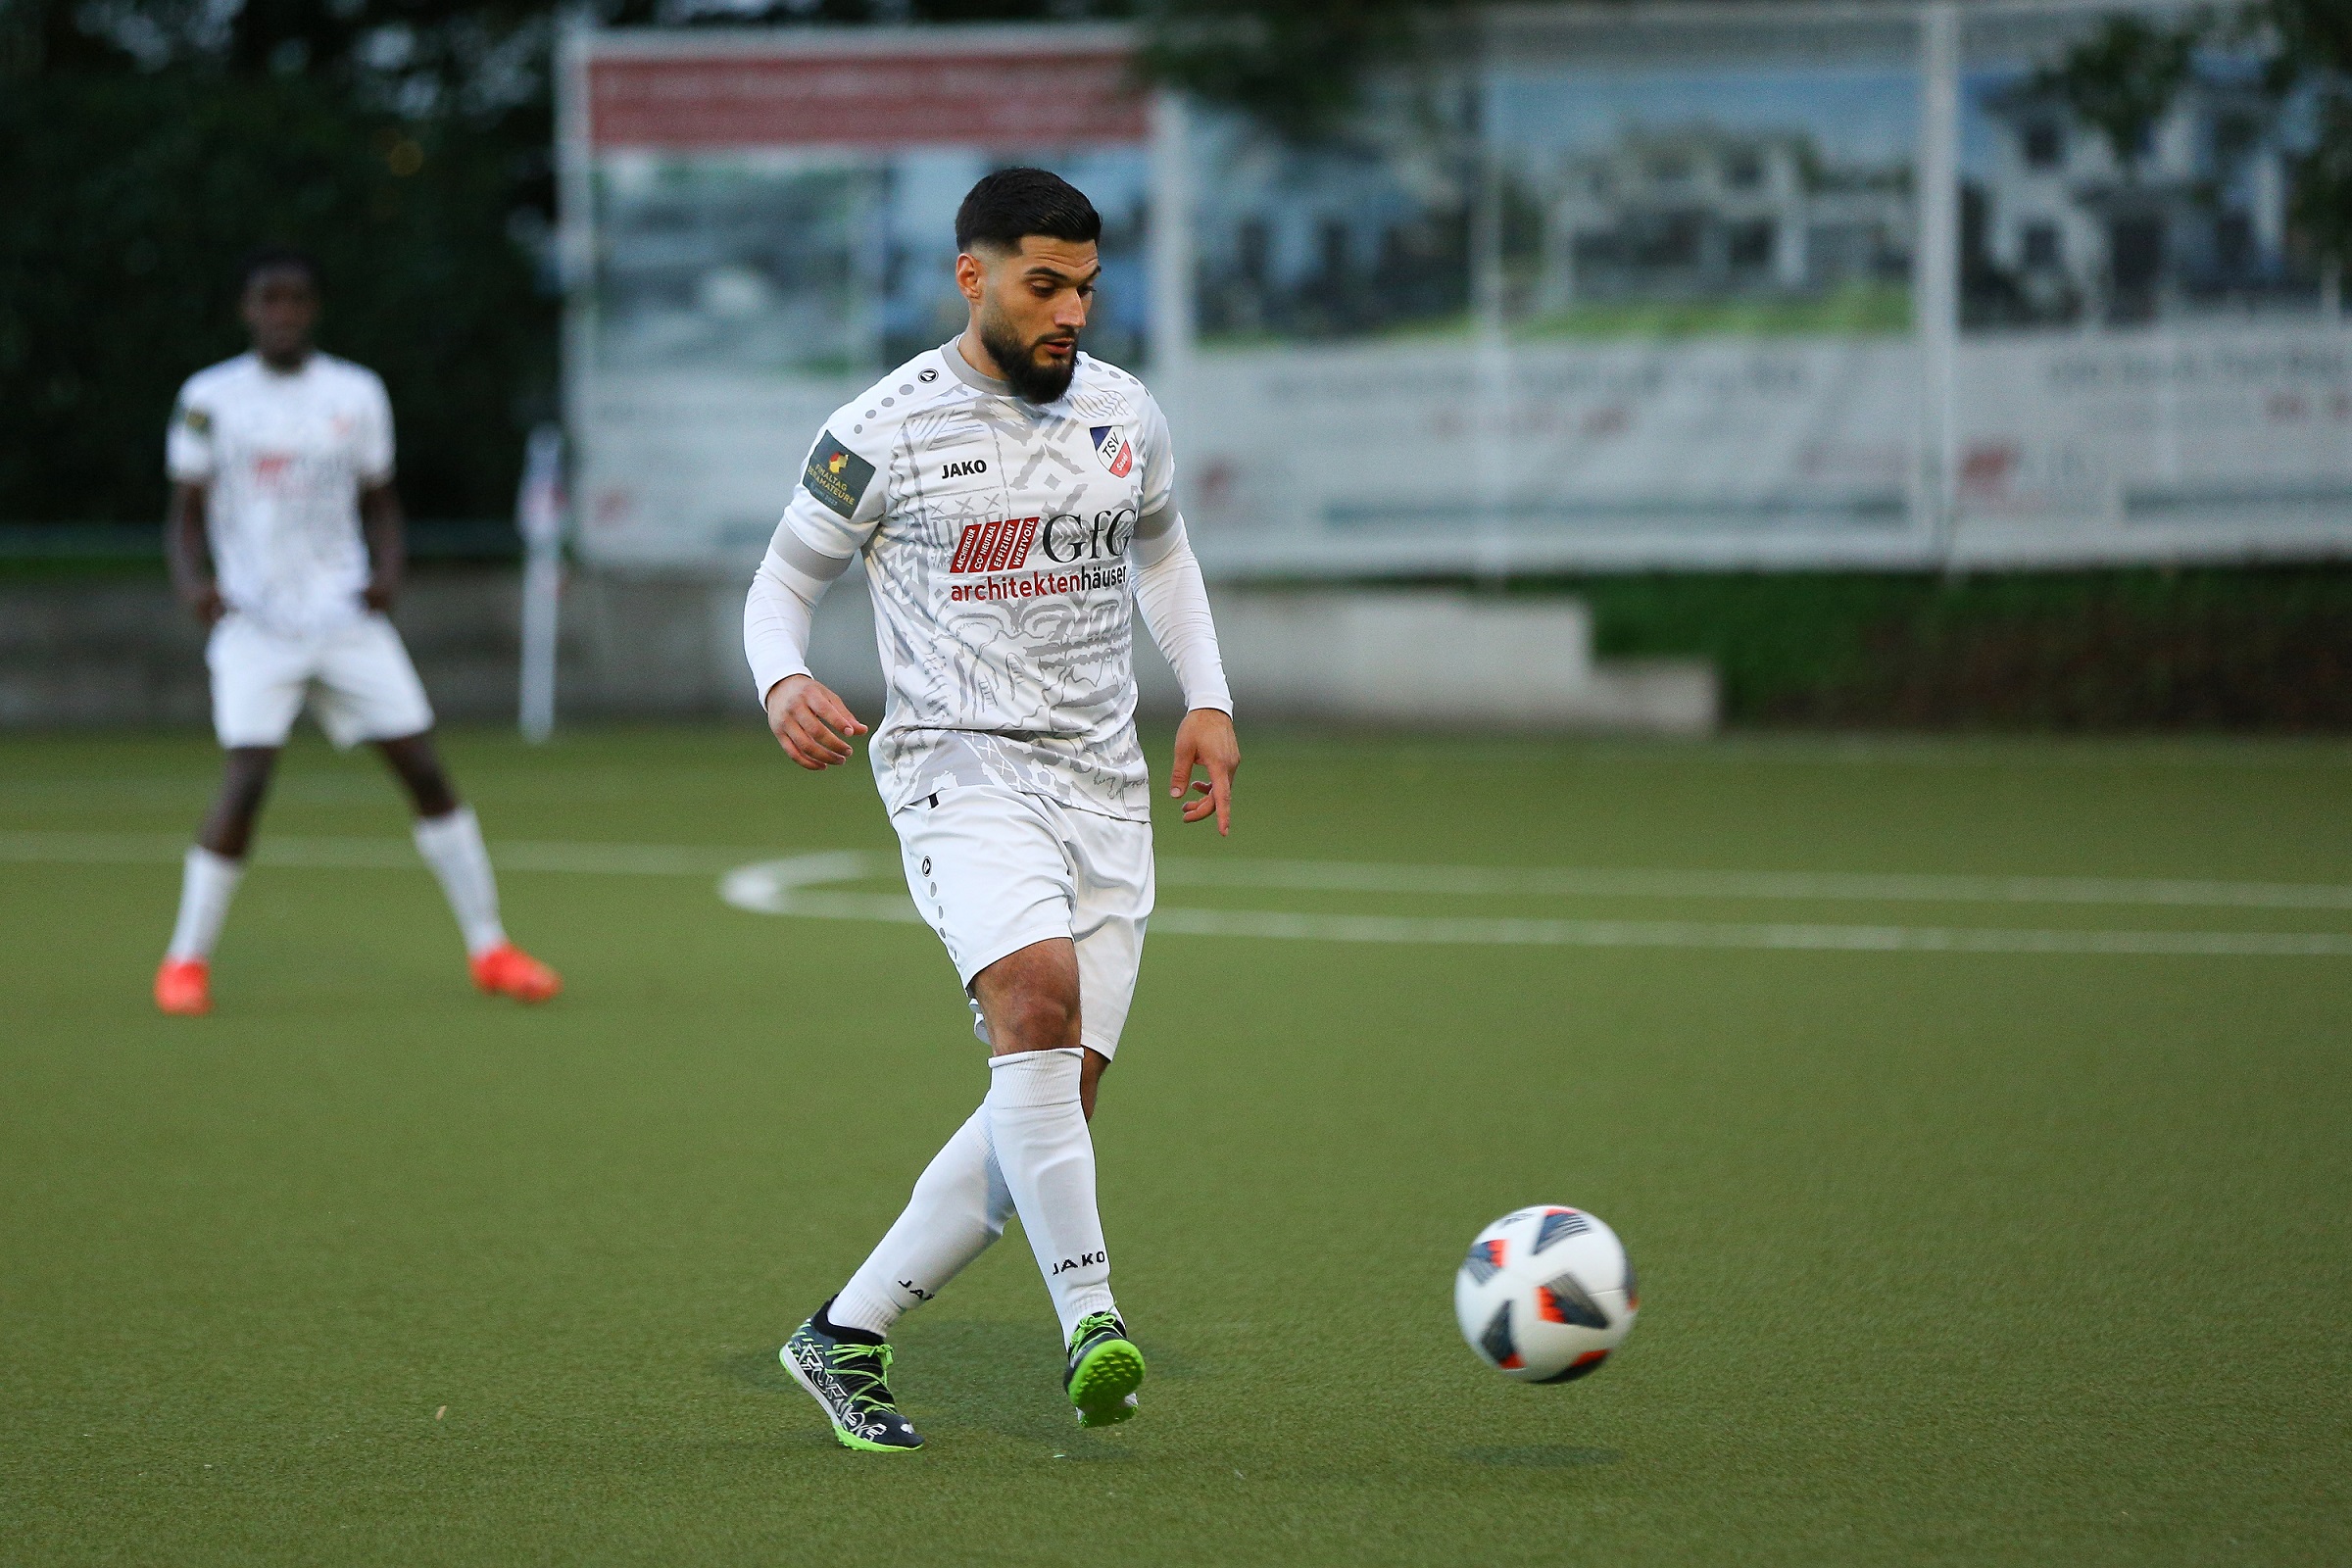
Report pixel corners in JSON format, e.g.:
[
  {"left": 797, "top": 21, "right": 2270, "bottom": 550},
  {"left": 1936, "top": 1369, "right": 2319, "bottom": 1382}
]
[
  {"left": 715, "top": 855, "right": 2352, "bottom": 959},
  {"left": 1155, "top": 858, "right": 2352, "bottom": 911},
  {"left": 10, "top": 830, "right": 2352, "bottom": 911},
  {"left": 0, "top": 831, "right": 747, "bottom": 876},
  {"left": 10, "top": 831, "right": 2352, "bottom": 956}
]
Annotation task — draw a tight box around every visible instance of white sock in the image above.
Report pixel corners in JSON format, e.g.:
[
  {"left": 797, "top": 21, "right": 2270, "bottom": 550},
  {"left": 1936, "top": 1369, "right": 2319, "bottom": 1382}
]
[
  {"left": 831, "top": 1108, "right": 1012, "bottom": 1338},
  {"left": 984, "top": 1048, "right": 1115, "bottom": 1343},
  {"left": 412, "top": 806, "right": 507, "bottom": 957},
  {"left": 166, "top": 847, "right": 244, "bottom": 961}
]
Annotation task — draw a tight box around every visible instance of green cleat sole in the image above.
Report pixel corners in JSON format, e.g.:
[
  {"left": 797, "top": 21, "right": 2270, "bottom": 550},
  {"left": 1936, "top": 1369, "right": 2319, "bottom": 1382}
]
[
  {"left": 1068, "top": 1338, "right": 1146, "bottom": 1428},
  {"left": 833, "top": 1428, "right": 922, "bottom": 1453}
]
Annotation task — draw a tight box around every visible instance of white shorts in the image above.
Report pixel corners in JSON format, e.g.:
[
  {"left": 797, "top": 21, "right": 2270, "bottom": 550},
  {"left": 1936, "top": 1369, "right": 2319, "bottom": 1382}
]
[
  {"left": 892, "top": 785, "right": 1154, "bottom": 1059},
  {"left": 208, "top": 612, "right": 435, "bottom": 750}
]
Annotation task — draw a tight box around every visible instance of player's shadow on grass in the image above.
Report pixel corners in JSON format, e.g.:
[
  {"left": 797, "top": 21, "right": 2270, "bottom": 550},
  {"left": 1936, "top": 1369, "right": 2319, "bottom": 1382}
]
[
  {"left": 713, "top": 1348, "right": 841, "bottom": 1451},
  {"left": 1454, "top": 1445, "right": 1621, "bottom": 1468},
  {"left": 715, "top": 1320, "right": 1195, "bottom": 1453},
  {"left": 901, "top": 1317, "right": 1141, "bottom": 1450}
]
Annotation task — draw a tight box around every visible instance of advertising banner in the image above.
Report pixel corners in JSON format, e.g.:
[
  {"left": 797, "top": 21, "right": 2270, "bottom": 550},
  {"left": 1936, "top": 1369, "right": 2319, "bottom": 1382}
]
[
  {"left": 1947, "top": 6, "right": 2352, "bottom": 562},
  {"left": 561, "top": 4, "right": 2352, "bottom": 576},
  {"left": 562, "top": 26, "right": 1152, "bottom": 568}
]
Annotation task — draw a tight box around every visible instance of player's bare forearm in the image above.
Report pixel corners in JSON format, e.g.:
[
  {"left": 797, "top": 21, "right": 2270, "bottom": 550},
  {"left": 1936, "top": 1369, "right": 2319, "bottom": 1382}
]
[
  {"left": 360, "top": 481, "right": 406, "bottom": 611},
  {"left": 1169, "top": 708, "right": 1239, "bottom": 835},
  {"left": 167, "top": 482, "right": 223, "bottom": 625},
  {"left": 763, "top": 673, "right": 869, "bottom": 772}
]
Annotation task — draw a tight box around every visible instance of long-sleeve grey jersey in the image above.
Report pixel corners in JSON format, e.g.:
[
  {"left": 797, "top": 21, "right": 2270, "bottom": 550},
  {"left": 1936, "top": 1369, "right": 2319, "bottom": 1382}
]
[{"left": 746, "top": 340, "right": 1231, "bottom": 823}]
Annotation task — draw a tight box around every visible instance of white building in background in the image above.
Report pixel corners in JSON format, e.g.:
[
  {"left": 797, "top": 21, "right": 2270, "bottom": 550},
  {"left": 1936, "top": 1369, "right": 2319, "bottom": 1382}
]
[
  {"left": 1534, "top": 126, "right": 1913, "bottom": 313},
  {"left": 1977, "top": 68, "right": 2295, "bottom": 322}
]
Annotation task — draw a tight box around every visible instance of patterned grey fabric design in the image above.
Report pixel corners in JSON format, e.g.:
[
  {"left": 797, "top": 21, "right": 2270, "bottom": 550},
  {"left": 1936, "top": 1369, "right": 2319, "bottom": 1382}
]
[{"left": 775, "top": 342, "right": 1174, "bottom": 823}]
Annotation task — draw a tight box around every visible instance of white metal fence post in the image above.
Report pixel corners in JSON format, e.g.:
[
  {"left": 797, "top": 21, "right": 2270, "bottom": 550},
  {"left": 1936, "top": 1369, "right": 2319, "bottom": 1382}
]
[
  {"left": 1916, "top": 0, "right": 1964, "bottom": 569},
  {"left": 516, "top": 424, "right": 565, "bottom": 743}
]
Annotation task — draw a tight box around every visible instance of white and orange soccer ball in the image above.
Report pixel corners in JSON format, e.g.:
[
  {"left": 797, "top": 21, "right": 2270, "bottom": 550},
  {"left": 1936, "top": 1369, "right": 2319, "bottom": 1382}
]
[{"left": 1454, "top": 1205, "right": 1638, "bottom": 1383}]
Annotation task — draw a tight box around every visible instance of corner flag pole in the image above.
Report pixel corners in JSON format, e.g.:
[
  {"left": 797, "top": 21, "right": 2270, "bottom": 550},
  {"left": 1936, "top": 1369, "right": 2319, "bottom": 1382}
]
[{"left": 516, "top": 423, "right": 564, "bottom": 743}]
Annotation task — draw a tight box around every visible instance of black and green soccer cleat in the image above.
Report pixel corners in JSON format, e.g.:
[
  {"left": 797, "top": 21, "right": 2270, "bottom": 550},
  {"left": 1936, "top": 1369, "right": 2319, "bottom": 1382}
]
[
  {"left": 782, "top": 1310, "right": 923, "bottom": 1452},
  {"left": 1063, "top": 1310, "right": 1146, "bottom": 1428}
]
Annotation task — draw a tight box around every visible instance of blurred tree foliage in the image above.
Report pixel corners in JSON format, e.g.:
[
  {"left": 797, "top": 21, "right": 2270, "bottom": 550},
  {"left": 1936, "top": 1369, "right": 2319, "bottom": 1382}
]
[
  {"left": 2033, "top": 13, "right": 2196, "bottom": 170},
  {"left": 0, "top": 0, "right": 565, "bottom": 523},
  {"left": 2034, "top": 2, "right": 2351, "bottom": 284},
  {"left": 1137, "top": 0, "right": 1457, "bottom": 140},
  {"left": 0, "top": 73, "right": 554, "bottom": 523},
  {"left": 2266, "top": 0, "right": 2352, "bottom": 284}
]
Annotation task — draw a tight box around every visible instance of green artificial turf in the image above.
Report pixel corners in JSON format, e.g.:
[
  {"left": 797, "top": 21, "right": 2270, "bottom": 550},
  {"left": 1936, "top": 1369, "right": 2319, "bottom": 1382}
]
[{"left": 3, "top": 725, "right": 2349, "bottom": 1565}]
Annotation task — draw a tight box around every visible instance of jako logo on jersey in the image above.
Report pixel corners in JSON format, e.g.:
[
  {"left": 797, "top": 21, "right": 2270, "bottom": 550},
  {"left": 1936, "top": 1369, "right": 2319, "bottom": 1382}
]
[
  {"left": 941, "top": 458, "right": 987, "bottom": 479},
  {"left": 949, "top": 515, "right": 1039, "bottom": 574},
  {"left": 1051, "top": 1250, "right": 1105, "bottom": 1276},
  {"left": 1089, "top": 425, "right": 1133, "bottom": 477}
]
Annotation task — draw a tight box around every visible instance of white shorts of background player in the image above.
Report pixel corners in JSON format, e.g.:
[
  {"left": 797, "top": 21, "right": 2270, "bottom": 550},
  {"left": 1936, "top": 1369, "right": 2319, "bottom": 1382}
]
[
  {"left": 208, "top": 611, "right": 434, "bottom": 750},
  {"left": 892, "top": 785, "right": 1153, "bottom": 1060}
]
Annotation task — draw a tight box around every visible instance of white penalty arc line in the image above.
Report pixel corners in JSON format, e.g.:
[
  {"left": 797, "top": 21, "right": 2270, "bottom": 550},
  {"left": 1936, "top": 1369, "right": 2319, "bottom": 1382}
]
[{"left": 715, "top": 853, "right": 2352, "bottom": 959}]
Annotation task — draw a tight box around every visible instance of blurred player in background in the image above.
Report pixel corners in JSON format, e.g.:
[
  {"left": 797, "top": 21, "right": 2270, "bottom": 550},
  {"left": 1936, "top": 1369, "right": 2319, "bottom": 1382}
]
[
  {"left": 152, "top": 247, "right": 560, "bottom": 1016},
  {"left": 746, "top": 170, "right": 1239, "bottom": 1449}
]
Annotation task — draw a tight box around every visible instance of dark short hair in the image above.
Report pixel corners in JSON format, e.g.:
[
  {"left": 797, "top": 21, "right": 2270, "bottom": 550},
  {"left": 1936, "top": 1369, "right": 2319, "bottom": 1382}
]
[
  {"left": 236, "top": 244, "right": 320, "bottom": 295},
  {"left": 955, "top": 168, "right": 1102, "bottom": 255}
]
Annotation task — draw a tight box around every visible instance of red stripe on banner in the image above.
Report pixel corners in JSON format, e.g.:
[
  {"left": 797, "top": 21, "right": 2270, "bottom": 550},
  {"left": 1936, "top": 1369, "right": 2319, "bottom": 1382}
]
[{"left": 587, "top": 51, "right": 1147, "bottom": 149}]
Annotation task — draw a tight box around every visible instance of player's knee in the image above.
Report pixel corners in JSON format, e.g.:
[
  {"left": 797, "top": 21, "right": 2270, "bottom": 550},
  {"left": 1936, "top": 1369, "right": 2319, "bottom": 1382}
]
[{"left": 991, "top": 981, "right": 1081, "bottom": 1054}]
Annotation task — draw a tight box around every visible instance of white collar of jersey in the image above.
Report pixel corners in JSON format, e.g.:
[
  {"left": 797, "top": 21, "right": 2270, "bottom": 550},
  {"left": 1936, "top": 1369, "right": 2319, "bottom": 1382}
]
[
  {"left": 940, "top": 337, "right": 1020, "bottom": 398},
  {"left": 247, "top": 349, "right": 319, "bottom": 381}
]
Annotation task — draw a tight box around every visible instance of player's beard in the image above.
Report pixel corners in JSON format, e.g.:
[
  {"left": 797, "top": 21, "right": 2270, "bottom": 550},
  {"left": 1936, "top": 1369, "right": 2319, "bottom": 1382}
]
[{"left": 978, "top": 313, "right": 1079, "bottom": 405}]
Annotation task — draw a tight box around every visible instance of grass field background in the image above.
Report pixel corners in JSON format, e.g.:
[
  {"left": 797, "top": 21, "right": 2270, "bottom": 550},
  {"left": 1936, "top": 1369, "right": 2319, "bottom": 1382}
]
[{"left": 3, "top": 726, "right": 2348, "bottom": 1565}]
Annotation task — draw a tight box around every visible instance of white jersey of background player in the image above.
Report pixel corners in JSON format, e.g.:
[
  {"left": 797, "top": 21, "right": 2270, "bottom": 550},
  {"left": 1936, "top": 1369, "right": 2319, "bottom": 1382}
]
[
  {"left": 152, "top": 247, "right": 559, "bottom": 1017},
  {"left": 746, "top": 170, "right": 1239, "bottom": 1449}
]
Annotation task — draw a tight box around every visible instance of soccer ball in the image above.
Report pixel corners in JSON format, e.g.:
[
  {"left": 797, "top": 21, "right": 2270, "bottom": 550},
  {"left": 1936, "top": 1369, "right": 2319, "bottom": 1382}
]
[{"left": 1454, "top": 1205, "right": 1638, "bottom": 1383}]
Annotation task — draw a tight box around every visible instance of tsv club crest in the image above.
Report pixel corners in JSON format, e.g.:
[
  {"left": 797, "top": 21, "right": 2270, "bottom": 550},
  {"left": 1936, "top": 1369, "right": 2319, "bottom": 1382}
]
[{"left": 1090, "top": 425, "right": 1133, "bottom": 478}]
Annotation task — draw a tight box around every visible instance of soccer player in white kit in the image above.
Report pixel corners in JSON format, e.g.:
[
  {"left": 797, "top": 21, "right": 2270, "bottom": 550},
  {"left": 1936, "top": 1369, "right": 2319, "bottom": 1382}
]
[
  {"left": 152, "top": 248, "right": 561, "bottom": 1016},
  {"left": 745, "top": 171, "right": 1240, "bottom": 1449}
]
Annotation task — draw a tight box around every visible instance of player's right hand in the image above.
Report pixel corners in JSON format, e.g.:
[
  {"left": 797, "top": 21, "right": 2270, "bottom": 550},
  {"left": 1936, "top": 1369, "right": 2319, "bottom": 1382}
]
[
  {"left": 180, "top": 582, "right": 225, "bottom": 626},
  {"left": 764, "top": 673, "right": 868, "bottom": 771}
]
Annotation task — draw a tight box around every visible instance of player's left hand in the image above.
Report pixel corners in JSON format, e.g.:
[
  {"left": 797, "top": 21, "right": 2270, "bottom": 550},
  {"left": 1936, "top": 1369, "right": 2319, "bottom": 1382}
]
[{"left": 1169, "top": 709, "right": 1239, "bottom": 836}]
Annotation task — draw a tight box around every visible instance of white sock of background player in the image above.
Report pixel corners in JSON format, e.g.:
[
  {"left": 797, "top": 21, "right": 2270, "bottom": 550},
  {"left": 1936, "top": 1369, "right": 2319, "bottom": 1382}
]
[
  {"left": 165, "top": 846, "right": 244, "bottom": 962},
  {"left": 412, "top": 806, "right": 508, "bottom": 957},
  {"left": 830, "top": 1109, "right": 1012, "bottom": 1338},
  {"left": 984, "top": 1047, "right": 1116, "bottom": 1344}
]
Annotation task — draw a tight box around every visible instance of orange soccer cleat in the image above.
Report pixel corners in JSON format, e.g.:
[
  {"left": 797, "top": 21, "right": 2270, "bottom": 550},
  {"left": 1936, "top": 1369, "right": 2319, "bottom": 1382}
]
[
  {"left": 154, "top": 957, "right": 212, "bottom": 1016},
  {"left": 470, "top": 942, "right": 562, "bottom": 1004}
]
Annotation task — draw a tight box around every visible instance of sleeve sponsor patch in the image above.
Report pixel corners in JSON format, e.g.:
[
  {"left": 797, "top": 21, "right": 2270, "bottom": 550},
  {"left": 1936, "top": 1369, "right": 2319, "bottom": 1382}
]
[
  {"left": 177, "top": 403, "right": 212, "bottom": 436},
  {"left": 802, "top": 429, "right": 875, "bottom": 519}
]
